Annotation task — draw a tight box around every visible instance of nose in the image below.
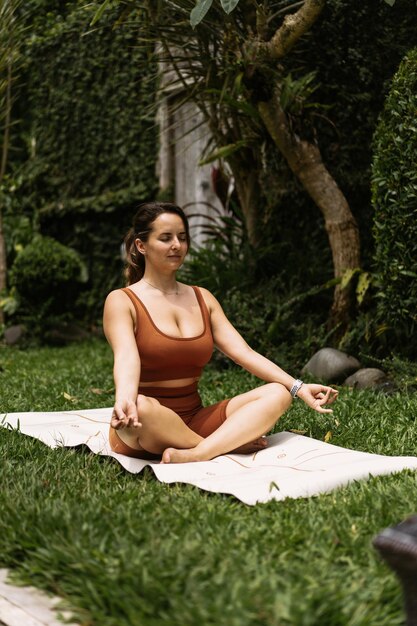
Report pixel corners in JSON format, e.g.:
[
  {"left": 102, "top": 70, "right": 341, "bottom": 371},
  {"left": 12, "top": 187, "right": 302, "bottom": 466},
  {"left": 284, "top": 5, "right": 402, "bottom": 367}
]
[{"left": 171, "top": 237, "right": 181, "bottom": 249}]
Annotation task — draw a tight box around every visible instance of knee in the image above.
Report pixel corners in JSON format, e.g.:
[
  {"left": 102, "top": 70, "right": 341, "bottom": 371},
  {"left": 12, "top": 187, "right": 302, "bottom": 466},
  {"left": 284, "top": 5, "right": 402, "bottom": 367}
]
[
  {"left": 136, "top": 394, "right": 160, "bottom": 419},
  {"left": 262, "top": 383, "right": 292, "bottom": 411}
]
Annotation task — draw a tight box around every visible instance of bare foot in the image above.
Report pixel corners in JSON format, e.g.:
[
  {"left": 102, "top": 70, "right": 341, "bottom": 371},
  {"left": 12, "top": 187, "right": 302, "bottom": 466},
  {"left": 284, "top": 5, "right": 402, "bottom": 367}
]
[
  {"left": 161, "top": 437, "right": 268, "bottom": 464},
  {"left": 161, "top": 447, "right": 200, "bottom": 464},
  {"left": 231, "top": 436, "right": 268, "bottom": 455}
]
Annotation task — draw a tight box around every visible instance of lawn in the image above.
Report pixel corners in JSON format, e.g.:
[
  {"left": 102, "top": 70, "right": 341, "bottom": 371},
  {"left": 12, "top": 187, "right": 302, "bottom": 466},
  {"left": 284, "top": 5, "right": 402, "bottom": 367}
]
[{"left": 1, "top": 338, "right": 416, "bottom": 626}]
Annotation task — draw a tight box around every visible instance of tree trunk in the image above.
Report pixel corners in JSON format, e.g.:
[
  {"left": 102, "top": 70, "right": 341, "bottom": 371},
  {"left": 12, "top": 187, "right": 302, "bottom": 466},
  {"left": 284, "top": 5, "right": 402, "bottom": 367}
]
[
  {"left": 258, "top": 90, "right": 360, "bottom": 329},
  {"left": 229, "top": 157, "right": 262, "bottom": 248}
]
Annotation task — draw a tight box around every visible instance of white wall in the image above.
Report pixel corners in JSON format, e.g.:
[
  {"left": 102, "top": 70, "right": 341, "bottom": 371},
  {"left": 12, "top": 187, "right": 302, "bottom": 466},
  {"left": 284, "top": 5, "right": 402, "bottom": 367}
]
[{"left": 157, "top": 98, "right": 225, "bottom": 247}]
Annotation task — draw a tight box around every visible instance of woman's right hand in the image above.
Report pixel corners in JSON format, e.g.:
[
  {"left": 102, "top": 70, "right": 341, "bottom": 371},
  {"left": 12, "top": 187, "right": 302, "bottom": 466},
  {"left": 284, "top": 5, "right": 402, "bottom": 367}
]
[{"left": 111, "top": 398, "right": 142, "bottom": 430}]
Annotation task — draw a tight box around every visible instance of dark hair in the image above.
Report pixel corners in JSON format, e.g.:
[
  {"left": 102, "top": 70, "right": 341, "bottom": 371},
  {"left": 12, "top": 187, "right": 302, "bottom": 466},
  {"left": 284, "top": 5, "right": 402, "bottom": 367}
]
[{"left": 124, "top": 201, "right": 190, "bottom": 285}]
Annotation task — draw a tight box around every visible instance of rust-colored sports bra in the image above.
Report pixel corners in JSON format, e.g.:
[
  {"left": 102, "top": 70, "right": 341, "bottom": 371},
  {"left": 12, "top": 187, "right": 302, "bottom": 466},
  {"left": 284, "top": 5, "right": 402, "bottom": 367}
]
[{"left": 121, "top": 286, "right": 214, "bottom": 382}]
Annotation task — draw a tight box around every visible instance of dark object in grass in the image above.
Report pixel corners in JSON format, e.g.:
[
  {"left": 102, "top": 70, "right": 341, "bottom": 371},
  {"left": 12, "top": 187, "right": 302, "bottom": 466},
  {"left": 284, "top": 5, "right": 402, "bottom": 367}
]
[
  {"left": 373, "top": 515, "right": 417, "bottom": 626},
  {"left": 4, "top": 324, "right": 26, "bottom": 346},
  {"left": 44, "top": 322, "right": 91, "bottom": 346}
]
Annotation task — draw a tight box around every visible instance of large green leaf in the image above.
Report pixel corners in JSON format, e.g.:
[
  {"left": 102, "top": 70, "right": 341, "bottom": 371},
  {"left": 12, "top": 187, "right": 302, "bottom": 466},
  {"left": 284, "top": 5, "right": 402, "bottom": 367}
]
[
  {"left": 356, "top": 271, "right": 372, "bottom": 305},
  {"left": 340, "top": 267, "right": 360, "bottom": 290},
  {"left": 90, "top": 0, "right": 113, "bottom": 26},
  {"left": 190, "top": 0, "right": 213, "bottom": 28},
  {"left": 220, "top": 0, "right": 240, "bottom": 13},
  {"left": 198, "top": 140, "right": 248, "bottom": 165}
]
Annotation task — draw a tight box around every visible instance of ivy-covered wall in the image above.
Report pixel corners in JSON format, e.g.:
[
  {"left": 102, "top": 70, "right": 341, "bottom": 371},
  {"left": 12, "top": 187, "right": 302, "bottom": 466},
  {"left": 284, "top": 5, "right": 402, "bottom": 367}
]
[{"left": 13, "top": 1, "right": 158, "bottom": 323}]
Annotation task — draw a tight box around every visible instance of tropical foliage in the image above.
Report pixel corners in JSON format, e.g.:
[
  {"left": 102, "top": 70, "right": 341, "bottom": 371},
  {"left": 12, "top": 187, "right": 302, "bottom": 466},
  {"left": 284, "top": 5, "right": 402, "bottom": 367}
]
[
  {"left": 371, "top": 47, "right": 417, "bottom": 357},
  {"left": 1, "top": 0, "right": 416, "bottom": 360}
]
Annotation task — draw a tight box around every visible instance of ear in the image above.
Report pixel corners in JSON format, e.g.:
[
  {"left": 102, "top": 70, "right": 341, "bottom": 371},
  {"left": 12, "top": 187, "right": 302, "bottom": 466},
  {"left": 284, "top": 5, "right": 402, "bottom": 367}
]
[{"left": 135, "top": 238, "right": 146, "bottom": 255}]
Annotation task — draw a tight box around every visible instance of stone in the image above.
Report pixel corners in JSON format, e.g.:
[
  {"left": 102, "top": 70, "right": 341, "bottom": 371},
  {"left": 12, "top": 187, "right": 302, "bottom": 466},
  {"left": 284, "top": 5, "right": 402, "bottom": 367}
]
[
  {"left": 4, "top": 325, "right": 26, "bottom": 346},
  {"left": 344, "top": 368, "right": 389, "bottom": 390},
  {"left": 44, "top": 322, "right": 90, "bottom": 346},
  {"left": 301, "top": 347, "right": 360, "bottom": 383}
]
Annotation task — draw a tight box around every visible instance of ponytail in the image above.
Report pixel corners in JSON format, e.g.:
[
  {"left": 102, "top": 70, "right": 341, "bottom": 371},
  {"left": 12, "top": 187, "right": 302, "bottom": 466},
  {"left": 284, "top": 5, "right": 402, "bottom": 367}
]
[{"left": 123, "top": 227, "right": 145, "bottom": 285}]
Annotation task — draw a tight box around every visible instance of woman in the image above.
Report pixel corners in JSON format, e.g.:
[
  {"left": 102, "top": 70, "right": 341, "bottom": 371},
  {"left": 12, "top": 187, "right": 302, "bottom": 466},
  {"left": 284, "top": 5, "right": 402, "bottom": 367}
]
[{"left": 104, "top": 201, "right": 338, "bottom": 464}]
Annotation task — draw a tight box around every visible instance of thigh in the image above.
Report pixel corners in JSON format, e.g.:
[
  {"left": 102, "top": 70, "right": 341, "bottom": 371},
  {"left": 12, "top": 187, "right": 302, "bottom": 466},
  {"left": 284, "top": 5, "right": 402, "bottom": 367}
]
[{"left": 225, "top": 382, "right": 289, "bottom": 417}]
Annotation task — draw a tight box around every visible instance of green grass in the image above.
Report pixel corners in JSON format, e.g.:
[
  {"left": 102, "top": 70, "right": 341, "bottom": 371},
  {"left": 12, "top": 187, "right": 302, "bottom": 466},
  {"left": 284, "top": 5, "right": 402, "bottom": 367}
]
[{"left": 1, "top": 339, "right": 417, "bottom": 625}]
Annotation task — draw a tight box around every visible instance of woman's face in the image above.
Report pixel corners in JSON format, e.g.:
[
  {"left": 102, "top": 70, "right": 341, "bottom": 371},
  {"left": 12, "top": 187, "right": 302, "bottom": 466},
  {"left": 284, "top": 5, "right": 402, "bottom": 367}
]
[{"left": 135, "top": 212, "right": 188, "bottom": 272}]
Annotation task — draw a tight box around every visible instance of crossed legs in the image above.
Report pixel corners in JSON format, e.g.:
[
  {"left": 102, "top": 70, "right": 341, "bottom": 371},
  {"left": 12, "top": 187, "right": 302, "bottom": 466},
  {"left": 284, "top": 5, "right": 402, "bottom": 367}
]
[
  {"left": 163, "top": 382, "right": 292, "bottom": 463},
  {"left": 114, "top": 383, "right": 292, "bottom": 463}
]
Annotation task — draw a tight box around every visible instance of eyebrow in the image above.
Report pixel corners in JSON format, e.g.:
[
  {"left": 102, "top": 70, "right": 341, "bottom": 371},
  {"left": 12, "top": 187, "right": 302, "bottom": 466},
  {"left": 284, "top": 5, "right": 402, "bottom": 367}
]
[{"left": 159, "top": 230, "right": 187, "bottom": 235}]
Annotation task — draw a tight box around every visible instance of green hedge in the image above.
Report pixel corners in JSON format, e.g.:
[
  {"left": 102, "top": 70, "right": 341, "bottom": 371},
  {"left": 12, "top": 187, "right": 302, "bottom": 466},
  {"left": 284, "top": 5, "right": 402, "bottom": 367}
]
[
  {"left": 371, "top": 47, "right": 417, "bottom": 354},
  {"left": 9, "top": 1, "right": 158, "bottom": 324}
]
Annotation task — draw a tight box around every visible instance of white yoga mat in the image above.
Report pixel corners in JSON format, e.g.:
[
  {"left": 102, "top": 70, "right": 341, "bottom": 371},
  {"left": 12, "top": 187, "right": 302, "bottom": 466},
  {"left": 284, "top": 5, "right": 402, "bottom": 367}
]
[{"left": 2, "top": 407, "right": 417, "bottom": 506}]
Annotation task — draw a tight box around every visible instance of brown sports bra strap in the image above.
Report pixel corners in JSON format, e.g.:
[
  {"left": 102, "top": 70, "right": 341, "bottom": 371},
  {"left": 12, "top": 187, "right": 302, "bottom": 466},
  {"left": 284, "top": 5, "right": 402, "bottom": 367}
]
[
  {"left": 192, "top": 286, "right": 211, "bottom": 328},
  {"left": 121, "top": 287, "right": 142, "bottom": 330}
]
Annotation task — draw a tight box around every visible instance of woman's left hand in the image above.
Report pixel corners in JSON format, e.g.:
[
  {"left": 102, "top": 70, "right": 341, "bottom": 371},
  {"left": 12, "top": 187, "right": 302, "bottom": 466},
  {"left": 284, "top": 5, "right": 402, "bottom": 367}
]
[{"left": 296, "top": 383, "right": 339, "bottom": 414}]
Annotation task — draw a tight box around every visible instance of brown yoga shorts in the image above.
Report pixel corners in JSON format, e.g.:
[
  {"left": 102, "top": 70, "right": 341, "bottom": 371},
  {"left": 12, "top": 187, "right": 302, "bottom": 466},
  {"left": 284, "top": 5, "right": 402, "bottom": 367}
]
[{"left": 108, "top": 382, "right": 230, "bottom": 459}]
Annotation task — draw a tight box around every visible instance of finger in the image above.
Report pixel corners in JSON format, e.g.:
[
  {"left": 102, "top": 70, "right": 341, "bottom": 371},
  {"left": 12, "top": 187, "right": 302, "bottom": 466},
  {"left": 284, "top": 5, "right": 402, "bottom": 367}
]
[
  {"left": 325, "top": 389, "right": 339, "bottom": 404},
  {"left": 126, "top": 401, "right": 141, "bottom": 428},
  {"left": 317, "top": 388, "right": 335, "bottom": 405},
  {"left": 326, "top": 393, "right": 338, "bottom": 405},
  {"left": 111, "top": 415, "right": 125, "bottom": 430},
  {"left": 315, "top": 393, "right": 330, "bottom": 407},
  {"left": 111, "top": 405, "right": 126, "bottom": 425},
  {"left": 315, "top": 406, "right": 333, "bottom": 414}
]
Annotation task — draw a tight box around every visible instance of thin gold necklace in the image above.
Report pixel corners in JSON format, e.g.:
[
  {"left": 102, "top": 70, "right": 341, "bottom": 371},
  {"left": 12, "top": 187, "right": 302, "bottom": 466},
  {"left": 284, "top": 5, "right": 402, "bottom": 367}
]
[{"left": 142, "top": 278, "right": 180, "bottom": 295}]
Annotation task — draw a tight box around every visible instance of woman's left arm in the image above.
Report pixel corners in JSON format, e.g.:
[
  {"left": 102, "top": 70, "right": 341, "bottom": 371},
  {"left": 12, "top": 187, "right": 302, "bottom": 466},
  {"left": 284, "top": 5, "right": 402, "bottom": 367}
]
[{"left": 203, "top": 288, "right": 338, "bottom": 414}]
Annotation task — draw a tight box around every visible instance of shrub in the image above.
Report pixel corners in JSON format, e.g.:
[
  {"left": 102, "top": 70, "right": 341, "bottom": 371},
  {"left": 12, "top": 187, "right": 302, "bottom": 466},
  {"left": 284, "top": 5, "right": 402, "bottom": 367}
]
[
  {"left": 371, "top": 47, "right": 417, "bottom": 356},
  {"left": 10, "top": 235, "right": 85, "bottom": 326}
]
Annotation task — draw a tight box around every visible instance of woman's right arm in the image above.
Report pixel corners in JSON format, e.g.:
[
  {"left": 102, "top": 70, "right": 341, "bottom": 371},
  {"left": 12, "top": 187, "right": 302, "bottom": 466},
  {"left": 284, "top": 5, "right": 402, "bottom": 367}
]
[{"left": 103, "top": 290, "right": 141, "bottom": 429}]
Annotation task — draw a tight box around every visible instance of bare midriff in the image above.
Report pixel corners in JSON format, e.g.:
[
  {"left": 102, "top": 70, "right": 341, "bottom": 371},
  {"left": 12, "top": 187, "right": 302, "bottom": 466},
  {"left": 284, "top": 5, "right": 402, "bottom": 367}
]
[{"left": 140, "top": 377, "right": 199, "bottom": 388}]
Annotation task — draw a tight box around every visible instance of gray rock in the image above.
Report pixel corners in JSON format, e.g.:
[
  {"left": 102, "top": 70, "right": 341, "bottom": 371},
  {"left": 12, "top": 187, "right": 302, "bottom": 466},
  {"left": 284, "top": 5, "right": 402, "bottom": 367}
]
[
  {"left": 302, "top": 347, "right": 360, "bottom": 383},
  {"left": 344, "top": 368, "right": 388, "bottom": 390},
  {"left": 4, "top": 324, "right": 26, "bottom": 346},
  {"left": 44, "top": 322, "right": 90, "bottom": 346}
]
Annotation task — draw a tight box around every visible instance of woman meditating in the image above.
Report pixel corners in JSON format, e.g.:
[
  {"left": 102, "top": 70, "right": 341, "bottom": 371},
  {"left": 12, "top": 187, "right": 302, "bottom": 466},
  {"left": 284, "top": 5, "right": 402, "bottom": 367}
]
[{"left": 104, "top": 201, "right": 338, "bottom": 464}]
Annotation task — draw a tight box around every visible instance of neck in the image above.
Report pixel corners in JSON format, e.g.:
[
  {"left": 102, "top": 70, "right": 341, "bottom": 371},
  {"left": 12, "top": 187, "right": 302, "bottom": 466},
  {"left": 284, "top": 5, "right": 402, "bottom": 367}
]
[{"left": 141, "top": 274, "right": 179, "bottom": 295}]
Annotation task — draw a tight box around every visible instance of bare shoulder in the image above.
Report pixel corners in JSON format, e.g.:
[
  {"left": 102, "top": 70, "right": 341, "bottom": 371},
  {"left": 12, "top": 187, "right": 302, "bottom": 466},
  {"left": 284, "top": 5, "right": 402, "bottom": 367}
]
[
  {"left": 195, "top": 285, "right": 217, "bottom": 304},
  {"left": 103, "top": 289, "right": 136, "bottom": 341},
  {"left": 105, "top": 288, "right": 129, "bottom": 306},
  {"left": 103, "top": 288, "right": 134, "bottom": 317},
  {"left": 194, "top": 286, "right": 224, "bottom": 314}
]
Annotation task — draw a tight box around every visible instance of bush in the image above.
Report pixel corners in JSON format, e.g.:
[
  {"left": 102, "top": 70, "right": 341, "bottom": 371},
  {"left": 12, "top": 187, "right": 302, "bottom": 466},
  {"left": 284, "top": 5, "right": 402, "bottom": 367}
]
[
  {"left": 10, "top": 236, "right": 85, "bottom": 327},
  {"left": 371, "top": 47, "right": 417, "bottom": 356}
]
